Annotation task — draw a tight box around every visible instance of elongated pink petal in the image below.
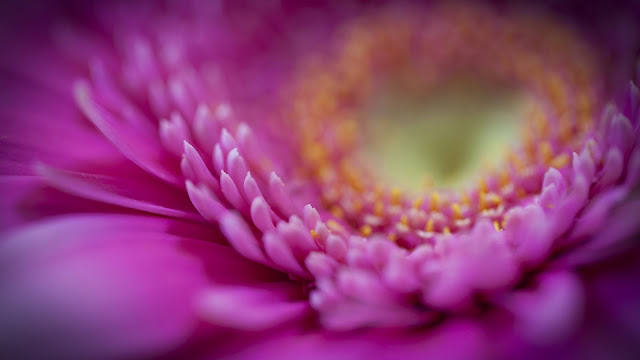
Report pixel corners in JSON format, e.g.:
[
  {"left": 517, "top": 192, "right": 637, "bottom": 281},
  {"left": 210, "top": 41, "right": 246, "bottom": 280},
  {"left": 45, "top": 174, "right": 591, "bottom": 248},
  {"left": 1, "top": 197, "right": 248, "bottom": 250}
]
[
  {"left": 0, "top": 214, "right": 282, "bottom": 359},
  {"left": 74, "top": 81, "right": 182, "bottom": 186},
  {"left": 196, "top": 283, "right": 310, "bottom": 331},
  {"left": 264, "top": 232, "right": 310, "bottom": 278},
  {"left": 219, "top": 212, "right": 271, "bottom": 265},
  {"left": 36, "top": 163, "right": 201, "bottom": 221}
]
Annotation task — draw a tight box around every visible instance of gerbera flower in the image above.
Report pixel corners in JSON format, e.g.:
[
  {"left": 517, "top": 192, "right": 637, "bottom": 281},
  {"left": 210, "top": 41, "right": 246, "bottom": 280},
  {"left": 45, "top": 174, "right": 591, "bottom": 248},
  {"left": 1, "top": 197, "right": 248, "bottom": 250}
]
[{"left": 1, "top": 0, "right": 639, "bottom": 359}]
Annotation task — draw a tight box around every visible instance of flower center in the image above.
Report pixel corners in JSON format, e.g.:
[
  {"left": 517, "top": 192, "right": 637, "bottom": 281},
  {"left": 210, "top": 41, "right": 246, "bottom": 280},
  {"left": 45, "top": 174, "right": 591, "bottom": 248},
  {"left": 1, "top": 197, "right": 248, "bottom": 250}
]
[
  {"left": 360, "top": 80, "right": 527, "bottom": 191},
  {"left": 286, "top": 3, "right": 603, "bottom": 247}
]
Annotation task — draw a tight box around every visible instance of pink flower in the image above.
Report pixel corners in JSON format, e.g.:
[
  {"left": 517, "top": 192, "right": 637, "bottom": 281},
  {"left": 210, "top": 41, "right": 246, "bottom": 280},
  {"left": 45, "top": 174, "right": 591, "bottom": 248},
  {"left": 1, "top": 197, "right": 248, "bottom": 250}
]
[{"left": 1, "top": 1, "right": 640, "bottom": 359}]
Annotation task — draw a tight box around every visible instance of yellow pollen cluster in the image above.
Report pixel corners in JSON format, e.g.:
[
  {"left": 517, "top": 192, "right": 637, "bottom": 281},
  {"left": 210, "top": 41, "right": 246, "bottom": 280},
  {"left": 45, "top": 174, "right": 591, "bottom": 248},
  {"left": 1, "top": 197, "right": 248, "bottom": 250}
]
[{"left": 285, "top": 3, "right": 603, "bottom": 248}]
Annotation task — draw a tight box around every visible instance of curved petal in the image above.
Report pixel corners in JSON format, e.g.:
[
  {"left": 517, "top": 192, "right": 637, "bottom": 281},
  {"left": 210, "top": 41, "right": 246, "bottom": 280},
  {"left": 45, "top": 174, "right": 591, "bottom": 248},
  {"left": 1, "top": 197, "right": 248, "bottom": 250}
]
[
  {"left": 0, "top": 214, "right": 284, "bottom": 359},
  {"left": 502, "top": 271, "right": 584, "bottom": 345},
  {"left": 560, "top": 192, "right": 640, "bottom": 266},
  {"left": 74, "top": 81, "right": 182, "bottom": 186},
  {"left": 196, "top": 282, "right": 311, "bottom": 331},
  {"left": 0, "top": 77, "right": 119, "bottom": 176},
  {"left": 36, "top": 162, "right": 202, "bottom": 222},
  {"left": 215, "top": 320, "right": 489, "bottom": 360},
  {"left": 0, "top": 175, "right": 139, "bottom": 231}
]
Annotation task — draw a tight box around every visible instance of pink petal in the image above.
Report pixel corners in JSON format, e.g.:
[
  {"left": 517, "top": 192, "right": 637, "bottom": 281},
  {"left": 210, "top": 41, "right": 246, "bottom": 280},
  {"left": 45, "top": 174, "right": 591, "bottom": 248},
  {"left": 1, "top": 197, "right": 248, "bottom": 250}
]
[
  {"left": 36, "top": 162, "right": 201, "bottom": 221},
  {"left": 216, "top": 320, "right": 487, "bottom": 360},
  {"left": 503, "top": 271, "right": 584, "bottom": 345},
  {"left": 182, "top": 140, "right": 220, "bottom": 191},
  {"left": 0, "top": 214, "right": 282, "bottom": 359},
  {"left": 74, "top": 81, "right": 182, "bottom": 186},
  {"left": 196, "top": 283, "right": 310, "bottom": 331},
  {"left": 504, "top": 204, "right": 553, "bottom": 266},
  {"left": 219, "top": 211, "right": 271, "bottom": 265},
  {"left": 264, "top": 232, "right": 311, "bottom": 278},
  {"left": 250, "top": 196, "right": 276, "bottom": 233}
]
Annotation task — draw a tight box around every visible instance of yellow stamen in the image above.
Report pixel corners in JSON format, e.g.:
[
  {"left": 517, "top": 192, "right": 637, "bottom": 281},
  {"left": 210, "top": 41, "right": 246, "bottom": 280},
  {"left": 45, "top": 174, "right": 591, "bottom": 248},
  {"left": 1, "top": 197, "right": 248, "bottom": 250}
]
[
  {"left": 485, "top": 193, "right": 503, "bottom": 208},
  {"left": 499, "top": 170, "right": 510, "bottom": 187},
  {"left": 327, "top": 220, "right": 343, "bottom": 232},
  {"left": 479, "top": 191, "right": 487, "bottom": 210},
  {"left": 479, "top": 178, "right": 488, "bottom": 193},
  {"left": 550, "top": 153, "right": 570, "bottom": 169},
  {"left": 390, "top": 187, "right": 402, "bottom": 205},
  {"left": 425, "top": 218, "right": 434, "bottom": 232},
  {"left": 330, "top": 206, "right": 344, "bottom": 219},
  {"left": 360, "top": 224, "right": 373, "bottom": 237},
  {"left": 430, "top": 192, "right": 440, "bottom": 211},
  {"left": 451, "top": 203, "right": 462, "bottom": 219},
  {"left": 539, "top": 141, "right": 554, "bottom": 164},
  {"left": 460, "top": 192, "right": 471, "bottom": 205}
]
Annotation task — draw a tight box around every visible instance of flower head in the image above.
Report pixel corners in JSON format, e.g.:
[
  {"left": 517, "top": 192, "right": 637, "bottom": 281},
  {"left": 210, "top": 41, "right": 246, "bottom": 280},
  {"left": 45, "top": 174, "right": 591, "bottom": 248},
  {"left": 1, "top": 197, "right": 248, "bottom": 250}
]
[{"left": 1, "top": 0, "right": 640, "bottom": 359}]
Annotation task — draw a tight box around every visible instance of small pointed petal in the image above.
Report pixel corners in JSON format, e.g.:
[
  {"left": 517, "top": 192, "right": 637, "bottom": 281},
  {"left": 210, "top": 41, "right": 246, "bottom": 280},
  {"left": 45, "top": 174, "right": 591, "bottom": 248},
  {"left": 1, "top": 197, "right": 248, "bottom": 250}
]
[
  {"left": 303, "top": 204, "right": 321, "bottom": 229},
  {"left": 159, "top": 113, "right": 191, "bottom": 157},
  {"left": 212, "top": 144, "right": 225, "bottom": 175},
  {"left": 226, "top": 148, "right": 248, "bottom": 189},
  {"left": 235, "top": 123, "right": 259, "bottom": 163},
  {"left": 595, "top": 148, "right": 624, "bottom": 191},
  {"left": 220, "top": 170, "right": 246, "bottom": 211},
  {"left": 263, "top": 233, "right": 310, "bottom": 278},
  {"left": 192, "top": 105, "right": 219, "bottom": 154},
  {"left": 608, "top": 113, "right": 634, "bottom": 154},
  {"left": 168, "top": 77, "right": 195, "bottom": 119},
  {"left": 269, "top": 172, "right": 293, "bottom": 215},
  {"left": 250, "top": 196, "right": 276, "bottom": 233},
  {"left": 185, "top": 180, "right": 226, "bottom": 222},
  {"left": 219, "top": 212, "right": 270, "bottom": 265},
  {"left": 276, "top": 217, "right": 319, "bottom": 261},
  {"left": 572, "top": 150, "right": 595, "bottom": 182},
  {"left": 550, "top": 175, "right": 590, "bottom": 238},
  {"left": 183, "top": 141, "right": 219, "bottom": 191},
  {"left": 220, "top": 129, "right": 237, "bottom": 154},
  {"left": 243, "top": 172, "right": 264, "bottom": 202}
]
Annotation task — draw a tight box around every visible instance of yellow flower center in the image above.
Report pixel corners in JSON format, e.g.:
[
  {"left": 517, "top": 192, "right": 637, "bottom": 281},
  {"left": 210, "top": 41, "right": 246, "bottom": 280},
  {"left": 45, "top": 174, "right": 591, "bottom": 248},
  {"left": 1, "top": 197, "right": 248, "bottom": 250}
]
[
  {"left": 284, "top": 3, "right": 604, "bottom": 246},
  {"left": 360, "top": 80, "right": 527, "bottom": 191}
]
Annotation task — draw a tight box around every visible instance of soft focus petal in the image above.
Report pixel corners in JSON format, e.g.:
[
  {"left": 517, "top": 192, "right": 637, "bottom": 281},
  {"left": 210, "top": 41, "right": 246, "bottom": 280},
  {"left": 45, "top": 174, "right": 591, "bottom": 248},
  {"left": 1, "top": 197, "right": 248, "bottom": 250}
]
[
  {"left": 35, "top": 161, "right": 202, "bottom": 221},
  {"left": 196, "top": 282, "right": 311, "bottom": 331},
  {"left": 503, "top": 271, "right": 584, "bottom": 345},
  {"left": 218, "top": 320, "right": 489, "bottom": 360},
  {"left": 0, "top": 214, "right": 284, "bottom": 359}
]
